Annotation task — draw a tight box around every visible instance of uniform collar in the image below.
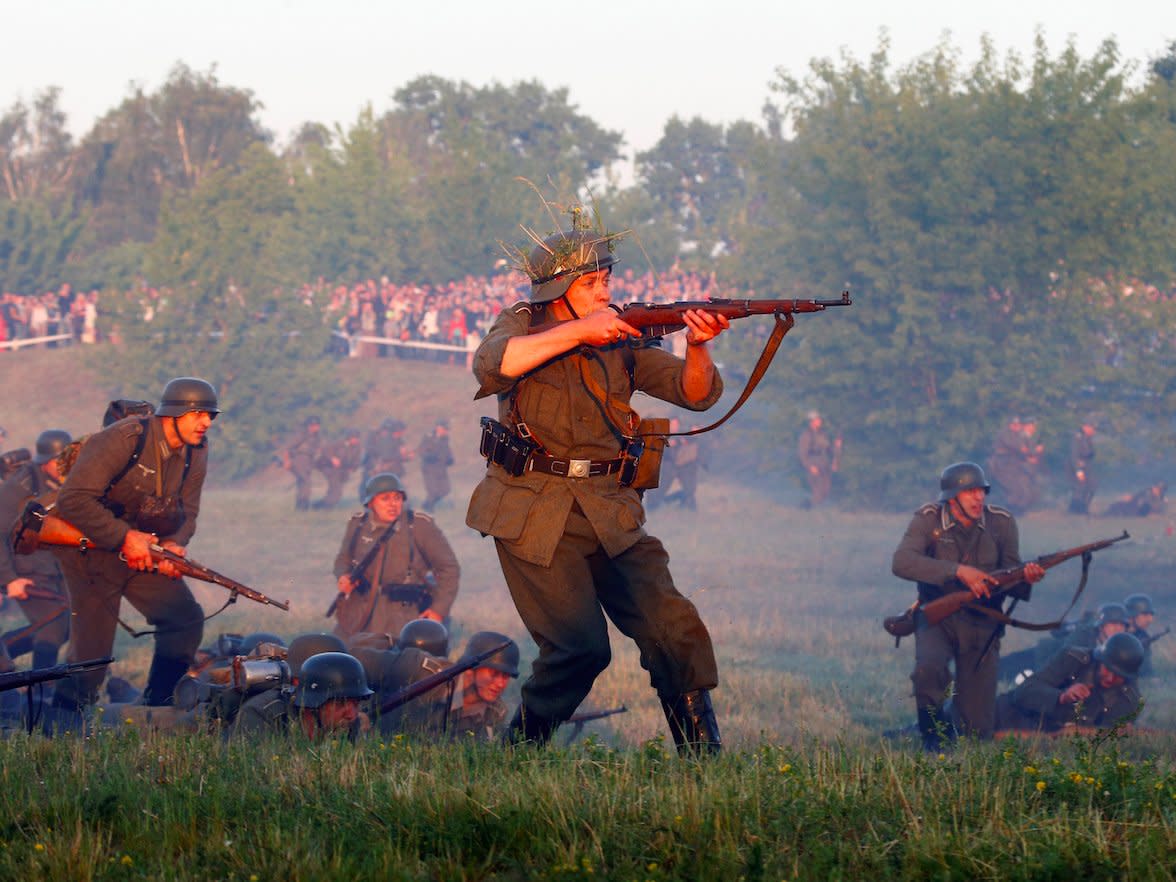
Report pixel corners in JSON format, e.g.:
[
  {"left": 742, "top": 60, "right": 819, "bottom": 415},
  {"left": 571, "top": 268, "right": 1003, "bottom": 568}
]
[{"left": 940, "top": 502, "right": 985, "bottom": 532}]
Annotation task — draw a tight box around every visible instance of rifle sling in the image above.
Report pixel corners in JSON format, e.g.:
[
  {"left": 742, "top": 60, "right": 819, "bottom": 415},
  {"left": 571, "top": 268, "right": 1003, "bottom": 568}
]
[
  {"left": 961, "top": 550, "right": 1095, "bottom": 632},
  {"left": 644, "top": 312, "right": 795, "bottom": 440}
]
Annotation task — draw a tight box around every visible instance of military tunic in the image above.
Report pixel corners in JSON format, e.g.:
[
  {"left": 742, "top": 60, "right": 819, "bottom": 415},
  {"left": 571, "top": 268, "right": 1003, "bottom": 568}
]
[
  {"left": 892, "top": 500, "right": 1028, "bottom": 739},
  {"left": 466, "top": 302, "right": 723, "bottom": 722},
  {"left": 417, "top": 432, "right": 454, "bottom": 511},
  {"left": 53, "top": 417, "right": 207, "bottom": 706},
  {"left": 331, "top": 509, "right": 459, "bottom": 640},
  {"left": 285, "top": 426, "right": 321, "bottom": 509},
  {"left": 0, "top": 461, "right": 69, "bottom": 662},
  {"left": 1067, "top": 429, "right": 1097, "bottom": 514},
  {"left": 1003, "top": 645, "right": 1141, "bottom": 732},
  {"left": 797, "top": 425, "right": 834, "bottom": 507},
  {"left": 315, "top": 436, "right": 363, "bottom": 508}
]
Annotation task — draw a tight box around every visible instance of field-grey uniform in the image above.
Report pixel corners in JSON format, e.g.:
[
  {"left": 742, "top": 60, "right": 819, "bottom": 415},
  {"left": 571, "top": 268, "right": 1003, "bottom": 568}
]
[
  {"left": 331, "top": 509, "right": 459, "bottom": 640},
  {"left": 286, "top": 424, "right": 321, "bottom": 510},
  {"left": 892, "top": 500, "right": 1028, "bottom": 741},
  {"left": 0, "top": 462, "right": 69, "bottom": 667},
  {"left": 53, "top": 417, "right": 207, "bottom": 707},
  {"left": 1000, "top": 646, "right": 1140, "bottom": 732},
  {"left": 354, "top": 644, "right": 450, "bottom": 736},
  {"left": 418, "top": 430, "right": 454, "bottom": 512},
  {"left": 466, "top": 302, "right": 722, "bottom": 725},
  {"left": 448, "top": 682, "right": 509, "bottom": 742}
]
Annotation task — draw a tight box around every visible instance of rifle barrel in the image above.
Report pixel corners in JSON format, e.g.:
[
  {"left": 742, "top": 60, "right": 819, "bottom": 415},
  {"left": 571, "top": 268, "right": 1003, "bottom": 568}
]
[{"left": 378, "top": 640, "right": 511, "bottom": 715}]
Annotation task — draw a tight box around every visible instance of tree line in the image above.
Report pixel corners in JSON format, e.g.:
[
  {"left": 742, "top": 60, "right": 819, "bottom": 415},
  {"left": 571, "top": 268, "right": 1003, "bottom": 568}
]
[{"left": 3, "top": 38, "right": 1174, "bottom": 503}]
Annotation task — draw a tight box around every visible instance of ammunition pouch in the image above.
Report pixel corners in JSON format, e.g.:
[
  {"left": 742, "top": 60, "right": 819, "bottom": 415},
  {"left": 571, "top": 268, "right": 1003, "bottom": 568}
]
[
  {"left": 628, "top": 418, "right": 670, "bottom": 490},
  {"left": 381, "top": 583, "right": 433, "bottom": 612},
  {"left": 479, "top": 417, "right": 537, "bottom": 477}
]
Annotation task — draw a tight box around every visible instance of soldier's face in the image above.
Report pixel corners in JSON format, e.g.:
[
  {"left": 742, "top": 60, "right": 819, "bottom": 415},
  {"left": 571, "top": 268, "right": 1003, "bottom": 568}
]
[
  {"left": 563, "top": 269, "right": 612, "bottom": 316},
  {"left": 173, "top": 411, "right": 214, "bottom": 447},
  {"left": 951, "top": 487, "right": 986, "bottom": 521},
  {"left": 368, "top": 491, "right": 404, "bottom": 524},
  {"left": 472, "top": 667, "right": 511, "bottom": 703},
  {"left": 1133, "top": 612, "right": 1154, "bottom": 630},
  {"left": 1097, "top": 665, "right": 1125, "bottom": 690},
  {"left": 318, "top": 697, "right": 360, "bottom": 731},
  {"left": 1100, "top": 621, "right": 1127, "bottom": 640}
]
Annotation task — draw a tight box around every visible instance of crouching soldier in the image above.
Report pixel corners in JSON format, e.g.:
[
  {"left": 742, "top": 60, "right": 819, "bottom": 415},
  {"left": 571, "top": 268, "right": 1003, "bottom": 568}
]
[{"left": 997, "top": 632, "right": 1144, "bottom": 734}]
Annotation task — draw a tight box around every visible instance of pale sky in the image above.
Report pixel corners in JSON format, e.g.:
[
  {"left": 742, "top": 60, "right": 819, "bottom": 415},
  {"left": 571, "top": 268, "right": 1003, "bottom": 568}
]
[{"left": 4, "top": 0, "right": 1172, "bottom": 162}]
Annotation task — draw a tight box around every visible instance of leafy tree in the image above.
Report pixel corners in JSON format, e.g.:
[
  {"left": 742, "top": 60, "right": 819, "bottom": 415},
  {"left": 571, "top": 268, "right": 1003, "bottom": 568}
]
[
  {"left": 0, "top": 199, "right": 86, "bottom": 293},
  {"left": 0, "top": 87, "right": 76, "bottom": 205},
  {"left": 101, "top": 145, "right": 362, "bottom": 478}
]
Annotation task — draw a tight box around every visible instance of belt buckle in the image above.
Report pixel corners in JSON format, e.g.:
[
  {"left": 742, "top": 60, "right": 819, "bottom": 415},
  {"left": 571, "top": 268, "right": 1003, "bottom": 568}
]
[{"left": 568, "top": 459, "right": 591, "bottom": 478}]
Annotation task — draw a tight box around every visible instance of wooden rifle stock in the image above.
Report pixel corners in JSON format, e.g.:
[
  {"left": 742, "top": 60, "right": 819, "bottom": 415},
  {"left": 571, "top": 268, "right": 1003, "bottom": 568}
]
[
  {"left": 378, "top": 639, "right": 511, "bottom": 715},
  {"left": 920, "top": 532, "right": 1129, "bottom": 628}
]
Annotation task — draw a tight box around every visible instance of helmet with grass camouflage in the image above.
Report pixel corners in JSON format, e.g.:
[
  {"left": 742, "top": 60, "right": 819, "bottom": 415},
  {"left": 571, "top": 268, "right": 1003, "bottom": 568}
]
[
  {"left": 938, "top": 462, "right": 991, "bottom": 503},
  {"left": 1093, "top": 632, "right": 1145, "bottom": 680},
  {"left": 291, "top": 652, "right": 373, "bottom": 709},
  {"left": 527, "top": 230, "right": 619, "bottom": 304},
  {"left": 157, "top": 377, "right": 221, "bottom": 418},
  {"left": 397, "top": 619, "right": 449, "bottom": 657}
]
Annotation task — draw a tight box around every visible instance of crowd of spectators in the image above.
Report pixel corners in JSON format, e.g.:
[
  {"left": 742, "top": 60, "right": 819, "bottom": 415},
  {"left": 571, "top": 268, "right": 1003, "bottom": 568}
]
[
  {"left": 1, "top": 266, "right": 734, "bottom": 356},
  {"left": 0, "top": 286, "right": 100, "bottom": 349}
]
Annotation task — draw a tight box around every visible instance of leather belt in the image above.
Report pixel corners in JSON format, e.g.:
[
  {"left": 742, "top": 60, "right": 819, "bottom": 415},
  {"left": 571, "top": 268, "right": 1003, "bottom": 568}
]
[{"left": 527, "top": 452, "right": 624, "bottom": 478}]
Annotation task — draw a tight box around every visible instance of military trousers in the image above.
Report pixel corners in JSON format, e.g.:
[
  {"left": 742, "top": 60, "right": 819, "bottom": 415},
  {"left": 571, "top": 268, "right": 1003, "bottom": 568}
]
[
  {"left": 55, "top": 549, "right": 204, "bottom": 705},
  {"left": 13, "top": 574, "right": 70, "bottom": 649},
  {"left": 912, "top": 611, "right": 1001, "bottom": 739},
  {"left": 494, "top": 503, "right": 718, "bottom": 722}
]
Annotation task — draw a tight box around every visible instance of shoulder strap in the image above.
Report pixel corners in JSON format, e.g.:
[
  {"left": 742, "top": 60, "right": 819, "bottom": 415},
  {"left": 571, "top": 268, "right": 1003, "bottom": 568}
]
[{"left": 103, "top": 418, "right": 151, "bottom": 497}]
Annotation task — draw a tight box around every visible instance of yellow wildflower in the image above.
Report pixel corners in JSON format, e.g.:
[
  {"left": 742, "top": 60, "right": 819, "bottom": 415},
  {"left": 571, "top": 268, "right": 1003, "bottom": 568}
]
[{"left": 1036, "top": 781, "right": 1047, "bottom": 792}]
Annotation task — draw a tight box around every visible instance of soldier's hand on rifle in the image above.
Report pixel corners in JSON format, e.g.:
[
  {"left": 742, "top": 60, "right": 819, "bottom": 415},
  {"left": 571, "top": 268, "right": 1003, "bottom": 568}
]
[
  {"left": 1023, "top": 562, "right": 1045, "bottom": 584},
  {"left": 121, "top": 530, "right": 158, "bottom": 572},
  {"left": 156, "top": 540, "right": 186, "bottom": 579},
  {"left": 956, "top": 564, "right": 998, "bottom": 599},
  {"left": 1060, "top": 682, "right": 1091, "bottom": 704},
  {"left": 582, "top": 309, "right": 639, "bottom": 346},
  {"left": 337, "top": 574, "right": 356, "bottom": 596},
  {"left": 5, "top": 578, "right": 32, "bottom": 601},
  {"left": 682, "top": 309, "right": 730, "bottom": 344}
]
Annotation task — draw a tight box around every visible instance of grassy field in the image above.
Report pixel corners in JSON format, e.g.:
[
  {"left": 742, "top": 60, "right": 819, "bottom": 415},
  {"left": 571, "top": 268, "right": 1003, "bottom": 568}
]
[{"left": 2, "top": 345, "right": 1175, "bottom": 879}]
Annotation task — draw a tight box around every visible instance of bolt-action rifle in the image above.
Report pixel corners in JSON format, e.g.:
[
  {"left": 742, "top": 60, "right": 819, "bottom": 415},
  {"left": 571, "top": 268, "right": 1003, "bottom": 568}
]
[
  {"left": 1139, "top": 626, "right": 1170, "bottom": 649},
  {"left": 607, "top": 292, "right": 853, "bottom": 338},
  {"left": 12, "top": 501, "right": 290, "bottom": 611},
  {"left": 565, "top": 705, "right": 628, "bottom": 744},
  {"left": 885, "top": 532, "right": 1129, "bottom": 643},
  {"left": 0, "top": 656, "right": 114, "bottom": 693},
  {"left": 377, "top": 638, "right": 512, "bottom": 716}
]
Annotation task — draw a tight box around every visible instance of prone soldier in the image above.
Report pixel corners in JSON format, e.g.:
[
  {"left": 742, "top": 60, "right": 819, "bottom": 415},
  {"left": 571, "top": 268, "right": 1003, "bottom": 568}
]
[{"left": 1124, "top": 593, "right": 1164, "bottom": 678}]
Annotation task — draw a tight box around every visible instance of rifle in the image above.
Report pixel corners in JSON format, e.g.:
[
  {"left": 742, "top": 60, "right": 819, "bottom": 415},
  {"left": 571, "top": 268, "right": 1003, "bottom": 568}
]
[
  {"left": 378, "top": 638, "right": 511, "bottom": 715},
  {"left": 919, "top": 532, "right": 1129, "bottom": 629},
  {"left": 885, "top": 533, "right": 1129, "bottom": 645},
  {"left": 1139, "top": 626, "right": 1171, "bottom": 649},
  {"left": 12, "top": 501, "right": 290, "bottom": 611},
  {"left": 324, "top": 520, "right": 398, "bottom": 618},
  {"left": 565, "top": 705, "right": 628, "bottom": 744},
  {"left": 603, "top": 292, "right": 852, "bottom": 339},
  {"left": 0, "top": 656, "right": 114, "bottom": 693}
]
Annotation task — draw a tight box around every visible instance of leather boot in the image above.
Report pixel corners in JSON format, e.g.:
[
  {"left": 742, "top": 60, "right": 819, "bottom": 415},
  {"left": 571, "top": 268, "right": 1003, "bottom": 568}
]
[
  {"left": 142, "top": 655, "right": 191, "bottom": 706},
  {"left": 503, "top": 704, "right": 560, "bottom": 747},
  {"left": 662, "top": 689, "right": 722, "bottom": 756},
  {"left": 917, "top": 705, "right": 955, "bottom": 753}
]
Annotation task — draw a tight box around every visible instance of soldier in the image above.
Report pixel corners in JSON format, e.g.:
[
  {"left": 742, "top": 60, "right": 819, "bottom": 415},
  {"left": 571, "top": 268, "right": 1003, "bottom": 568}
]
[
  {"left": 1060, "top": 602, "right": 1130, "bottom": 653},
  {"left": 466, "top": 220, "right": 729, "bottom": 754},
  {"left": 418, "top": 419, "right": 455, "bottom": 512},
  {"left": 1104, "top": 481, "right": 1167, "bottom": 517},
  {"left": 362, "top": 418, "right": 411, "bottom": 490},
  {"left": 998, "top": 632, "right": 1144, "bottom": 733},
  {"left": 1066, "top": 418, "right": 1097, "bottom": 514},
  {"left": 892, "top": 461, "right": 1044, "bottom": 751},
  {"left": 1000, "top": 603, "right": 1128, "bottom": 683},
  {"left": 330, "top": 473, "right": 459, "bottom": 641},
  {"left": 284, "top": 415, "right": 322, "bottom": 511},
  {"left": 313, "top": 428, "right": 363, "bottom": 510},
  {"left": 797, "top": 410, "right": 841, "bottom": 509},
  {"left": 447, "top": 631, "right": 519, "bottom": 741},
  {"left": 0, "top": 430, "right": 73, "bottom": 669},
  {"left": 1124, "top": 593, "right": 1163, "bottom": 678},
  {"left": 353, "top": 619, "right": 452, "bottom": 737},
  {"left": 234, "top": 651, "right": 372, "bottom": 740},
  {"left": 51, "top": 377, "right": 219, "bottom": 711},
  {"left": 988, "top": 415, "right": 1043, "bottom": 514},
  {"left": 229, "top": 632, "right": 346, "bottom": 734}
]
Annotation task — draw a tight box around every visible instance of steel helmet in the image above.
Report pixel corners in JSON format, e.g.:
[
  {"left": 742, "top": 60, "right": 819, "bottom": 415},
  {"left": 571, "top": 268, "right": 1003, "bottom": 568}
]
[
  {"left": 1096, "top": 602, "right": 1131, "bottom": 628},
  {"left": 458, "top": 631, "right": 520, "bottom": 678},
  {"left": 33, "top": 430, "right": 72, "bottom": 464},
  {"left": 291, "top": 652, "right": 373, "bottom": 709},
  {"left": 287, "top": 633, "right": 348, "bottom": 678},
  {"left": 362, "top": 472, "right": 406, "bottom": 505},
  {"left": 157, "top": 377, "right": 221, "bottom": 418},
  {"left": 527, "top": 230, "right": 619, "bottom": 304},
  {"left": 1093, "top": 632, "right": 1145, "bottom": 680},
  {"left": 938, "top": 462, "right": 991, "bottom": 503},
  {"left": 1123, "top": 593, "right": 1155, "bottom": 617},
  {"left": 239, "top": 632, "right": 286, "bottom": 656},
  {"left": 397, "top": 619, "right": 449, "bottom": 657}
]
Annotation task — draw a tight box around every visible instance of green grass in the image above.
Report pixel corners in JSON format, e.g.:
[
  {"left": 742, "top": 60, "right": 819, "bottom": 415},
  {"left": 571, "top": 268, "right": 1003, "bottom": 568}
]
[{"left": 3, "top": 346, "right": 1176, "bottom": 879}]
